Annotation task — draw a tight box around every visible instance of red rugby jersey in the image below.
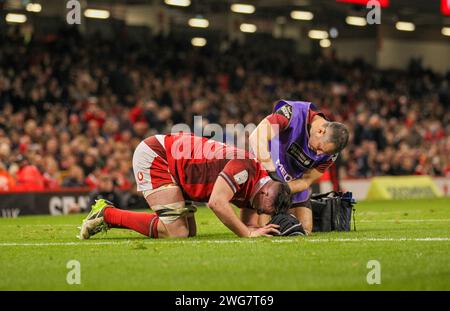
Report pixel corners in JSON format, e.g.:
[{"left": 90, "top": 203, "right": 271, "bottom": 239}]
[{"left": 163, "top": 133, "right": 270, "bottom": 209}]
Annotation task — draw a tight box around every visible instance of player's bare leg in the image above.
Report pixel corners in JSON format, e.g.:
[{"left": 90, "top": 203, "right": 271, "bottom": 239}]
[
  {"left": 145, "top": 184, "right": 197, "bottom": 238},
  {"left": 289, "top": 206, "right": 312, "bottom": 235}
]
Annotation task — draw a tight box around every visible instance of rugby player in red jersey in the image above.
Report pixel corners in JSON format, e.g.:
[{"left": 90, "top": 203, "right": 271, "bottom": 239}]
[{"left": 79, "top": 133, "right": 291, "bottom": 239}]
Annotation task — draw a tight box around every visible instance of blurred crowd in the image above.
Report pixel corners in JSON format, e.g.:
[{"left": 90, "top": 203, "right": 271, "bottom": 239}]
[{"left": 0, "top": 26, "right": 449, "bottom": 195}]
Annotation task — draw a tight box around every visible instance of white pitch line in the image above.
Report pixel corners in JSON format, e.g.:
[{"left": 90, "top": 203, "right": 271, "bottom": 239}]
[
  {"left": 358, "top": 219, "right": 450, "bottom": 223},
  {"left": 0, "top": 224, "right": 76, "bottom": 227},
  {"left": 1, "top": 219, "right": 450, "bottom": 227},
  {"left": 0, "top": 237, "right": 449, "bottom": 247},
  {"left": 0, "top": 224, "right": 77, "bottom": 227},
  {"left": 271, "top": 238, "right": 450, "bottom": 243}
]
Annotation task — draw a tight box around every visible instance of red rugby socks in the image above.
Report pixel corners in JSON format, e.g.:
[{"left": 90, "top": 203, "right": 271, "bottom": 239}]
[{"left": 104, "top": 208, "right": 159, "bottom": 238}]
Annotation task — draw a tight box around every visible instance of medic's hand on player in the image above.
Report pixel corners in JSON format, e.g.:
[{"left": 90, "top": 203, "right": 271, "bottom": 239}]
[{"left": 248, "top": 224, "right": 280, "bottom": 237}]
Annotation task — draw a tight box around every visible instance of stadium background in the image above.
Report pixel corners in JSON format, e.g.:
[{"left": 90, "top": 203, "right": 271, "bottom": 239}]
[{"left": 0, "top": 0, "right": 449, "bottom": 291}]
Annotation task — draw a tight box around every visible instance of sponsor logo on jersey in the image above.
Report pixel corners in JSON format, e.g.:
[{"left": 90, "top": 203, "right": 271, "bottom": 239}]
[
  {"left": 276, "top": 159, "right": 293, "bottom": 182},
  {"left": 137, "top": 171, "right": 144, "bottom": 181},
  {"left": 277, "top": 104, "right": 293, "bottom": 120},
  {"left": 233, "top": 170, "right": 248, "bottom": 185},
  {"left": 287, "top": 142, "right": 315, "bottom": 169}
]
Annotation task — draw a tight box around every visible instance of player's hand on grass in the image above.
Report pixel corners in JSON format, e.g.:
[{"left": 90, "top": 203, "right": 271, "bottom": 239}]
[
  {"left": 248, "top": 224, "right": 280, "bottom": 237},
  {"left": 246, "top": 225, "right": 261, "bottom": 230}
]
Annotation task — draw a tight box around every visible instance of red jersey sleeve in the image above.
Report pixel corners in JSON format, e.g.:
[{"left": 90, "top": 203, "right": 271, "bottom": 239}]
[
  {"left": 266, "top": 113, "right": 289, "bottom": 130},
  {"left": 219, "top": 159, "right": 257, "bottom": 194},
  {"left": 265, "top": 103, "right": 293, "bottom": 131},
  {"left": 316, "top": 154, "right": 338, "bottom": 173}
]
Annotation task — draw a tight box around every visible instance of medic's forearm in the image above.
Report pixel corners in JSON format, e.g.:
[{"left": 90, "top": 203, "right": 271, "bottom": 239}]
[
  {"left": 288, "top": 178, "right": 311, "bottom": 194},
  {"left": 288, "top": 170, "right": 323, "bottom": 194}
]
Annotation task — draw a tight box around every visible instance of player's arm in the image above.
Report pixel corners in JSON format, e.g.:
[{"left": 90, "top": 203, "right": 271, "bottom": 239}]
[
  {"left": 208, "top": 176, "right": 279, "bottom": 237},
  {"left": 249, "top": 118, "right": 277, "bottom": 172},
  {"left": 249, "top": 104, "right": 291, "bottom": 171},
  {"left": 240, "top": 208, "right": 260, "bottom": 229},
  {"left": 288, "top": 168, "right": 324, "bottom": 194}
]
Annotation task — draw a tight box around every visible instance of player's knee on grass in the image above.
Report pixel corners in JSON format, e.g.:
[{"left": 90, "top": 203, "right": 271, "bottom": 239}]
[
  {"left": 143, "top": 186, "right": 197, "bottom": 238},
  {"left": 290, "top": 202, "right": 313, "bottom": 235},
  {"left": 163, "top": 216, "right": 191, "bottom": 238},
  {"left": 151, "top": 201, "right": 196, "bottom": 238}
]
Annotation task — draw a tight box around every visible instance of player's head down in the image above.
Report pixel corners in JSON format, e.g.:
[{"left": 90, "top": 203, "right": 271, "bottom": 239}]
[
  {"left": 253, "top": 181, "right": 292, "bottom": 215},
  {"left": 309, "top": 121, "right": 349, "bottom": 155}
]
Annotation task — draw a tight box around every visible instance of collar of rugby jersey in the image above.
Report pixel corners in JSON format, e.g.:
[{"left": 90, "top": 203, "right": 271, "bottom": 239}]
[{"left": 249, "top": 176, "right": 272, "bottom": 209}]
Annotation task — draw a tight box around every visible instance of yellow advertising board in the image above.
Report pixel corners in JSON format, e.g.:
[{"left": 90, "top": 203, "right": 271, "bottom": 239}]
[{"left": 366, "top": 176, "right": 443, "bottom": 200}]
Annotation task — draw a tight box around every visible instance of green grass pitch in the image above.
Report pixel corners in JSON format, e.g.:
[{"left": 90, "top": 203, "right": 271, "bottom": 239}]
[{"left": 0, "top": 198, "right": 449, "bottom": 290}]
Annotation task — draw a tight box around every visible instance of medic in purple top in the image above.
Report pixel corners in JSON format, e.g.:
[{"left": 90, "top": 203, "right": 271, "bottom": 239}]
[{"left": 249, "top": 100, "right": 350, "bottom": 235}]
